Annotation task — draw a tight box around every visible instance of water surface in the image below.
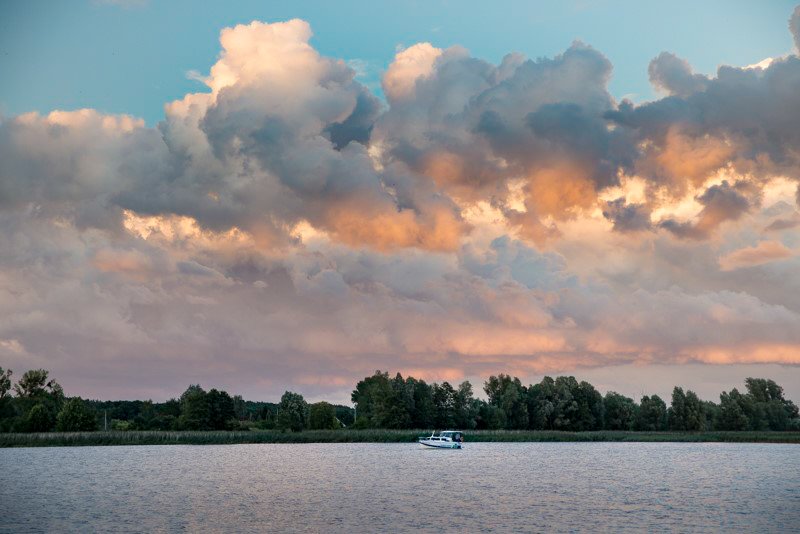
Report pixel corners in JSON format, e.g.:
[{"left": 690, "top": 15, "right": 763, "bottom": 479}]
[{"left": 2, "top": 442, "right": 799, "bottom": 532}]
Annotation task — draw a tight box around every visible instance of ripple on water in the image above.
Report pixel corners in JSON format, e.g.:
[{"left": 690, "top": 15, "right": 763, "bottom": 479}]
[{"left": 1, "top": 442, "right": 799, "bottom": 533}]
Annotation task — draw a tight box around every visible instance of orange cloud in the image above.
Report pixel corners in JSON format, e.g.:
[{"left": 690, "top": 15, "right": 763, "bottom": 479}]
[{"left": 718, "top": 241, "right": 794, "bottom": 271}]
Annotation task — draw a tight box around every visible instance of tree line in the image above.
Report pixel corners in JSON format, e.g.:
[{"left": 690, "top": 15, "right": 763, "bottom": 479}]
[
  {"left": 0, "top": 366, "right": 798, "bottom": 433},
  {"left": 0, "top": 367, "right": 352, "bottom": 433},
  {"left": 350, "top": 371, "right": 799, "bottom": 432}
]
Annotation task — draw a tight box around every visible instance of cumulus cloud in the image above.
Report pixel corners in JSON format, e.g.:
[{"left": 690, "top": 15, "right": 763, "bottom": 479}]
[
  {"left": 648, "top": 52, "right": 710, "bottom": 97},
  {"left": 2, "top": 11, "right": 800, "bottom": 399}
]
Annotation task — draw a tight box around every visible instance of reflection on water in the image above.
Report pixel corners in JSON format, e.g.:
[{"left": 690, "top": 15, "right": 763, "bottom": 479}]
[{"left": 1, "top": 442, "right": 799, "bottom": 532}]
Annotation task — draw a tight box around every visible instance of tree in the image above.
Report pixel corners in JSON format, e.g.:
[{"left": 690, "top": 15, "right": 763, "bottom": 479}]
[
  {"left": 476, "top": 402, "right": 506, "bottom": 430},
  {"left": 669, "top": 387, "right": 705, "bottom": 431},
  {"left": 309, "top": 401, "right": 338, "bottom": 430},
  {"left": 525, "top": 376, "right": 602, "bottom": 431},
  {"left": 744, "top": 378, "right": 799, "bottom": 430},
  {"left": 351, "top": 371, "right": 392, "bottom": 428},
  {"left": 484, "top": 375, "right": 528, "bottom": 429},
  {"left": 408, "top": 378, "right": 435, "bottom": 428},
  {"left": 669, "top": 387, "right": 688, "bottom": 430},
  {"left": 0, "top": 367, "right": 11, "bottom": 400},
  {"left": 637, "top": 395, "right": 667, "bottom": 431},
  {"left": 453, "top": 381, "right": 477, "bottom": 429},
  {"left": 233, "top": 395, "right": 248, "bottom": 420},
  {"left": 179, "top": 385, "right": 209, "bottom": 430},
  {"left": 13, "top": 369, "right": 64, "bottom": 432},
  {"left": 527, "top": 376, "right": 557, "bottom": 430},
  {"left": 572, "top": 380, "right": 604, "bottom": 431},
  {"left": 25, "top": 403, "right": 54, "bottom": 432},
  {"left": 207, "top": 389, "right": 236, "bottom": 430},
  {"left": 14, "top": 369, "right": 63, "bottom": 399},
  {"left": 432, "top": 382, "right": 456, "bottom": 428},
  {"left": 56, "top": 398, "right": 98, "bottom": 431},
  {"left": 684, "top": 390, "right": 706, "bottom": 431},
  {"left": 0, "top": 367, "right": 13, "bottom": 428},
  {"left": 717, "top": 389, "right": 749, "bottom": 431},
  {"left": 276, "top": 391, "right": 308, "bottom": 432},
  {"left": 603, "top": 392, "right": 637, "bottom": 430},
  {"left": 384, "top": 373, "right": 413, "bottom": 429}
]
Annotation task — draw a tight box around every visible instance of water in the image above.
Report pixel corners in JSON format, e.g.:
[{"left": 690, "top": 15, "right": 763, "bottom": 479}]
[{"left": 1, "top": 442, "right": 799, "bottom": 533}]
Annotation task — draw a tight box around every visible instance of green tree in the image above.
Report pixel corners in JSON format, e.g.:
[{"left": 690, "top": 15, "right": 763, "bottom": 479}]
[
  {"left": 432, "top": 382, "right": 456, "bottom": 428},
  {"left": 476, "top": 402, "right": 506, "bottom": 430},
  {"left": 484, "top": 374, "right": 528, "bottom": 429},
  {"left": 603, "top": 392, "right": 637, "bottom": 430},
  {"left": 351, "top": 371, "right": 392, "bottom": 428},
  {"left": 571, "top": 380, "right": 604, "bottom": 431},
  {"left": 0, "top": 367, "right": 11, "bottom": 400},
  {"left": 525, "top": 376, "right": 602, "bottom": 431},
  {"left": 668, "top": 387, "right": 688, "bottom": 430},
  {"left": 207, "top": 389, "right": 236, "bottom": 430},
  {"left": 384, "top": 373, "right": 413, "bottom": 429},
  {"left": 453, "top": 381, "right": 477, "bottom": 429},
  {"left": 717, "top": 389, "right": 749, "bottom": 431},
  {"left": 56, "top": 398, "right": 98, "bottom": 431},
  {"left": 744, "top": 378, "right": 799, "bottom": 430},
  {"left": 684, "top": 390, "right": 706, "bottom": 431},
  {"left": 179, "top": 385, "right": 209, "bottom": 430},
  {"left": 14, "top": 369, "right": 64, "bottom": 399},
  {"left": 636, "top": 395, "right": 667, "bottom": 431},
  {"left": 13, "top": 369, "right": 64, "bottom": 432},
  {"left": 276, "top": 391, "right": 308, "bottom": 432},
  {"left": 25, "top": 403, "right": 54, "bottom": 432},
  {"left": 669, "top": 387, "right": 705, "bottom": 431},
  {"left": 408, "top": 378, "right": 435, "bottom": 428},
  {"left": 527, "top": 376, "right": 557, "bottom": 430},
  {"left": 233, "top": 395, "right": 248, "bottom": 420},
  {"left": 309, "top": 401, "right": 338, "bottom": 430},
  {"left": 0, "top": 367, "right": 13, "bottom": 429}
]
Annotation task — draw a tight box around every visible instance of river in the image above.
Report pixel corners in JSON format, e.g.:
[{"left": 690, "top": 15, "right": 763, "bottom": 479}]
[{"left": 1, "top": 442, "right": 799, "bottom": 532}]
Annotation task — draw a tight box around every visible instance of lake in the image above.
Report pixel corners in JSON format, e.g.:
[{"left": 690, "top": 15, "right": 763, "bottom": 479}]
[{"left": 1, "top": 442, "right": 799, "bottom": 532}]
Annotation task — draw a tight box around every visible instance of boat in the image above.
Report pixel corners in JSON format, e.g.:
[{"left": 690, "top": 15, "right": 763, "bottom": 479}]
[{"left": 418, "top": 430, "right": 464, "bottom": 449}]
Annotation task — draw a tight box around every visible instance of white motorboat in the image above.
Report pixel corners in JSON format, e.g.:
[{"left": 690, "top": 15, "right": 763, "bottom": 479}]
[{"left": 418, "top": 430, "right": 464, "bottom": 449}]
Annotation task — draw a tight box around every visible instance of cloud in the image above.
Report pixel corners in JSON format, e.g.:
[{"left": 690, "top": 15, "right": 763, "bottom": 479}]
[
  {"left": 382, "top": 42, "right": 444, "bottom": 102},
  {"left": 765, "top": 214, "right": 800, "bottom": 231},
  {"left": 648, "top": 52, "right": 710, "bottom": 97},
  {"left": 3, "top": 11, "right": 800, "bottom": 399},
  {"left": 718, "top": 241, "right": 794, "bottom": 271},
  {"left": 660, "top": 181, "right": 752, "bottom": 239},
  {"left": 791, "top": 6, "right": 800, "bottom": 52},
  {"left": 602, "top": 198, "right": 652, "bottom": 232}
]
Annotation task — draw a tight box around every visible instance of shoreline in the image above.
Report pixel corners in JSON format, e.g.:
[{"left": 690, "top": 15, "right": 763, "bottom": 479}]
[{"left": 2, "top": 429, "right": 800, "bottom": 447}]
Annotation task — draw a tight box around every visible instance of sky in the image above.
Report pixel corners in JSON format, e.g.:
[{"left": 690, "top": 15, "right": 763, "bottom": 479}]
[{"left": 1, "top": 1, "right": 800, "bottom": 403}]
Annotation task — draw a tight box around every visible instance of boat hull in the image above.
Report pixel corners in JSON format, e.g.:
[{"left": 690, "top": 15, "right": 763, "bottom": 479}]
[{"left": 418, "top": 439, "right": 463, "bottom": 449}]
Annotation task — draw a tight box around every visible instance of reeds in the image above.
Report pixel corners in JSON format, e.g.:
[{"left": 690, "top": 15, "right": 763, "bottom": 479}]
[{"left": 2, "top": 429, "right": 799, "bottom": 447}]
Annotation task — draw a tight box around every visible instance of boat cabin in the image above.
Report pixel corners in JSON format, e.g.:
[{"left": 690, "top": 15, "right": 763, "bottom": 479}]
[{"left": 424, "top": 431, "right": 464, "bottom": 442}]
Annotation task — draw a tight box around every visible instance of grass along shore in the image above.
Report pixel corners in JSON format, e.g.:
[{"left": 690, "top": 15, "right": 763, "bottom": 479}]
[{"left": 2, "top": 429, "right": 800, "bottom": 447}]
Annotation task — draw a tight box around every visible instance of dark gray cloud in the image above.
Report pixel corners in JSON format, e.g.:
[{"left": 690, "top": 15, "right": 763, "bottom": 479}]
[
  {"left": 602, "top": 198, "right": 652, "bottom": 233},
  {"left": 660, "top": 181, "right": 751, "bottom": 239}
]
